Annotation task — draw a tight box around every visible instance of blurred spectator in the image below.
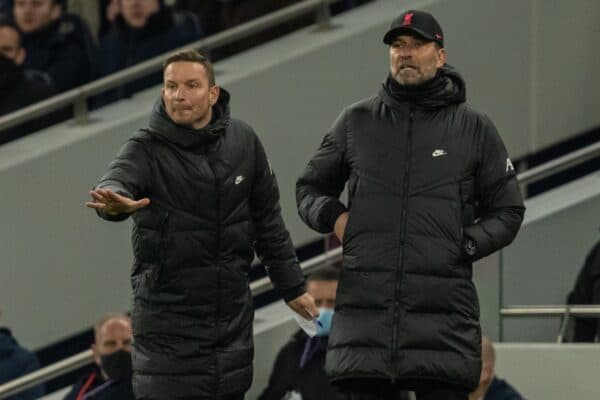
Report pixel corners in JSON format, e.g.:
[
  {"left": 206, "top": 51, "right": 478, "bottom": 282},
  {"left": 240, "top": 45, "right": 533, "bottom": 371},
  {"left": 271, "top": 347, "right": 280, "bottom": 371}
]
[
  {"left": 97, "top": 0, "right": 119, "bottom": 38},
  {"left": 95, "top": 0, "right": 203, "bottom": 105},
  {"left": 567, "top": 240, "right": 600, "bottom": 342},
  {"left": 0, "top": 19, "right": 58, "bottom": 144},
  {"left": 259, "top": 267, "right": 407, "bottom": 400},
  {"left": 0, "top": 310, "right": 45, "bottom": 400},
  {"left": 63, "top": 313, "right": 134, "bottom": 400},
  {"left": 12, "top": 0, "right": 96, "bottom": 91},
  {"left": 258, "top": 267, "right": 341, "bottom": 400},
  {"left": 469, "top": 337, "right": 524, "bottom": 400}
]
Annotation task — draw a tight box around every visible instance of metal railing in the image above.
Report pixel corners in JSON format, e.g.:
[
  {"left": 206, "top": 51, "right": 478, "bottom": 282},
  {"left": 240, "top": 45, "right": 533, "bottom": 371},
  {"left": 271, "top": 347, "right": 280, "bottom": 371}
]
[
  {"left": 517, "top": 140, "right": 600, "bottom": 187},
  {"left": 496, "top": 142, "right": 600, "bottom": 342},
  {"left": 500, "top": 305, "right": 600, "bottom": 343},
  {"left": 0, "top": 246, "right": 342, "bottom": 399},
  {"left": 0, "top": 0, "right": 339, "bottom": 132}
]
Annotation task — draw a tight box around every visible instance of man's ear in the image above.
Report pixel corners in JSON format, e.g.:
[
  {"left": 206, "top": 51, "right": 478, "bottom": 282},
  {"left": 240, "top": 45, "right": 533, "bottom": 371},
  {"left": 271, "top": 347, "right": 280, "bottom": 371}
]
[
  {"left": 209, "top": 85, "right": 220, "bottom": 106},
  {"left": 436, "top": 47, "right": 447, "bottom": 68},
  {"left": 91, "top": 343, "right": 101, "bottom": 366}
]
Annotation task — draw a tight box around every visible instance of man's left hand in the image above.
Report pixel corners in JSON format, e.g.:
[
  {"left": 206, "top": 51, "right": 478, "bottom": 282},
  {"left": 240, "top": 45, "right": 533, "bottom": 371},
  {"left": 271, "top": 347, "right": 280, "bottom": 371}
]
[{"left": 286, "top": 292, "right": 319, "bottom": 320}]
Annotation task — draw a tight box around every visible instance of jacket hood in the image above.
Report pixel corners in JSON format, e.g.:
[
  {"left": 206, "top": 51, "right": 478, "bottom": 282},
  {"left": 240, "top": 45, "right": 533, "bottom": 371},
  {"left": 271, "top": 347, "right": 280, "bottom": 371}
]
[
  {"left": 147, "top": 88, "right": 230, "bottom": 148},
  {"left": 0, "top": 328, "right": 17, "bottom": 357},
  {"left": 379, "top": 64, "right": 466, "bottom": 110}
]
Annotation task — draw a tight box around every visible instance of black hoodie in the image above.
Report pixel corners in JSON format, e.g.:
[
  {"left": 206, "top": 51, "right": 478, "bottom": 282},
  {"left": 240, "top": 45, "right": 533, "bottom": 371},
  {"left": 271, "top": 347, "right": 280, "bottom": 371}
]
[
  {"left": 297, "top": 67, "right": 524, "bottom": 390},
  {"left": 95, "top": 90, "right": 305, "bottom": 399}
]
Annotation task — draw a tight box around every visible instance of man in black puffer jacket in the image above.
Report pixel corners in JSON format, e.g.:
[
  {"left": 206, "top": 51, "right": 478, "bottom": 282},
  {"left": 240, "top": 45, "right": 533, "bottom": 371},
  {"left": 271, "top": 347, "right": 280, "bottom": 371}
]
[
  {"left": 87, "top": 50, "right": 317, "bottom": 400},
  {"left": 297, "top": 10, "right": 525, "bottom": 400}
]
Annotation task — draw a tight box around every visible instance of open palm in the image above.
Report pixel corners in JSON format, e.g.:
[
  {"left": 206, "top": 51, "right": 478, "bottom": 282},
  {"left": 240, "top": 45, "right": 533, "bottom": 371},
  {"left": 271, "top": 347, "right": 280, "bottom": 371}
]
[{"left": 85, "top": 188, "right": 150, "bottom": 216}]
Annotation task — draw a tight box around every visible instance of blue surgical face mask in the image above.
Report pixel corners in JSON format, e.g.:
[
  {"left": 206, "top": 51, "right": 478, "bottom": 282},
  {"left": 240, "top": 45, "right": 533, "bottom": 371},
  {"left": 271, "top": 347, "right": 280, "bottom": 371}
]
[{"left": 316, "top": 307, "right": 334, "bottom": 337}]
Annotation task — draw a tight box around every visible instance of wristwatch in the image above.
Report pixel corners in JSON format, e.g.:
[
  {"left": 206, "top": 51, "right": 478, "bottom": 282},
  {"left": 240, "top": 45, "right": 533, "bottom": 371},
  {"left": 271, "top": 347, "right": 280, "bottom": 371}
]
[{"left": 464, "top": 238, "right": 477, "bottom": 257}]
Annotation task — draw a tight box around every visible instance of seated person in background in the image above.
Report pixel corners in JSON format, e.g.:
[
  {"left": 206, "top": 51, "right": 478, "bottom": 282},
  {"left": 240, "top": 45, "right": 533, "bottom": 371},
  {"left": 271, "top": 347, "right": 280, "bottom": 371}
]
[
  {"left": 95, "top": 0, "right": 203, "bottom": 105},
  {"left": 0, "top": 309, "right": 45, "bottom": 400},
  {"left": 469, "top": 337, "right": 523, "bottom": 400},
  {"left": 567, "top": 239, "right": 600, "bottom": 342},
  {"left": 12, "top": 0, "right": 95, "bottom": 91},
  {"left": 64, "top": 313, "right": 134, "bottom": 400},
  {"left": 0, "top": 19, "right": 57, "bottom": 144},
  {"left": 259, "top": 267, "right": 408, "bottom": 400}
]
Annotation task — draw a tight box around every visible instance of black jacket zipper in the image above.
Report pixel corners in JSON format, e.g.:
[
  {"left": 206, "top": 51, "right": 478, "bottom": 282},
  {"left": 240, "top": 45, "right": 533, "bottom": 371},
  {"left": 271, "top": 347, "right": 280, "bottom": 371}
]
[{"left": 392, "top": 105, "right": 414, "bottom": 383}]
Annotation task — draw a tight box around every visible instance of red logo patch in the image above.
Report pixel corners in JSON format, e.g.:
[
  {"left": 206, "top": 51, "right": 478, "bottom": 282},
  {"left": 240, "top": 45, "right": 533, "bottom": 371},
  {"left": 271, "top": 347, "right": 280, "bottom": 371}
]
[{"left": 402, "top": 12, "right": 414, "bottom": 26}]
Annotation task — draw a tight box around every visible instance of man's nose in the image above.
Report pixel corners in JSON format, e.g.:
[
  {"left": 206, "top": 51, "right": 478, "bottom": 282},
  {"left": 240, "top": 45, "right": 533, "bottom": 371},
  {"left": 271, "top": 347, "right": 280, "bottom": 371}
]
[{"left": 399, "top": 48, "right": 414, "bottom": 58}]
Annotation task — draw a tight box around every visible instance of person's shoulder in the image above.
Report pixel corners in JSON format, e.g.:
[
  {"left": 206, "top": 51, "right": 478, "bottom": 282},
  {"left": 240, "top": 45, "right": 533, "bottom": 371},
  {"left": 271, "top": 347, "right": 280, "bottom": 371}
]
[
  {"left": 345, "top": 94, "right": 381, "bottom": 114},
  {"left": 227, "top": 118, "right": 259, "bottom": 142},
  {"left": 455, "top": 102, "right": 490, "bottom": 121},
  {"left": 0, "top": 329, "right": 37, "bottom": 368},
  {"left": 87, "top": 378, "right": 132, "bottom": 400},
  {"left": 452, "top": 103, "right": 500, "bottom": 138},
  {"left": 49, "top": 15, "right": 82, "bottom": 44}
]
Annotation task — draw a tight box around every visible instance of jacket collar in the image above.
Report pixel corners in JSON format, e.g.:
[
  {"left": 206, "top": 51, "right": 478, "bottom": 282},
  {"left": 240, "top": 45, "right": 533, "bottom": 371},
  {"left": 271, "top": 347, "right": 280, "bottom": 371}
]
[{"left": 378, "top": 64, "right": 466, "bottom": 111}]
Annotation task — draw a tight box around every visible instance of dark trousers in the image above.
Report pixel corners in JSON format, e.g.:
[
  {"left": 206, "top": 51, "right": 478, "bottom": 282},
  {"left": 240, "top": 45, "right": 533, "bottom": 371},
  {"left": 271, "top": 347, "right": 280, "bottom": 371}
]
[{"left": 334, "top": 379, "right": 468, "bottom": 400}]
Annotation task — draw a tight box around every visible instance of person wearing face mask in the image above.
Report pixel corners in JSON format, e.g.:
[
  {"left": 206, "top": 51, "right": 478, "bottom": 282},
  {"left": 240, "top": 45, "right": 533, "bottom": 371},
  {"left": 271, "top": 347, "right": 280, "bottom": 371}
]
[
  {"left": 297, "top": 9, "right": 525, "bottom": 400},
  {"left": 63, "top": 313, "right": 134, "bottom": 400},
  {"left": 259, "top": 268, "right": 407, "bottom": 400}
]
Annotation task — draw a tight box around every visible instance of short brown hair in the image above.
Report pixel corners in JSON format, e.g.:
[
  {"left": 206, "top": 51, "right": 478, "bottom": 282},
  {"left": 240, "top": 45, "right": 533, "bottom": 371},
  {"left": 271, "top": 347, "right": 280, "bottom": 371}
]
[{"left": 163, "top": 50, "right": 215, "bottom": 86}]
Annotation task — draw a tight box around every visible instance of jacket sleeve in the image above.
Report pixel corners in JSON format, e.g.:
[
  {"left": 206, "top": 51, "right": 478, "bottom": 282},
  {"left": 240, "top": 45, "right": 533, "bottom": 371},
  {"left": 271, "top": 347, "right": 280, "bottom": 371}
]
[
  {"left": 462, "top": 115, "right": 525, "bottom": 261},
  {"left": 94, "top": 138, "right": 152, "bottom": 222},
  {"left": 296, "top": 110, "right": 350, "bottom": 233},
  {"left": 251, "top": 135, "right": 305, "bottom": 302}
]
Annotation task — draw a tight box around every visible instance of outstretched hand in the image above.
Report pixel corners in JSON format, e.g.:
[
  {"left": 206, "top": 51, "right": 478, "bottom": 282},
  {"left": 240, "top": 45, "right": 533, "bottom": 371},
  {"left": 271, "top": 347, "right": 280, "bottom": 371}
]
[
  {"left": 287, "top": 292, "right": 319, "bottom": 321},
  {"left": 85, "top": 188, "right": 150, "bottom": 216}
]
